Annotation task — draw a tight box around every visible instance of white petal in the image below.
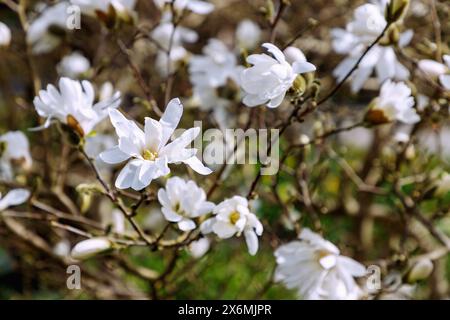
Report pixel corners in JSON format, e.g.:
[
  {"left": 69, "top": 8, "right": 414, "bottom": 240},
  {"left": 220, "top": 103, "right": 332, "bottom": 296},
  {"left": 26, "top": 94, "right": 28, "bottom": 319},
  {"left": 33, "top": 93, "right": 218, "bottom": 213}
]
[
  {"left": 244, "top": 229, "right": 259, "bottom": 255},
  {"left": 292, "top": 61, "right": 316, "bottom": 74},
  {"left": 160, "top": 98, "right": 183, "bottom": 147},
  {"left": 99, "top": 146, "right": 130, "bottom": 164},
  {"left": 178, "top": 218, "right": 196, "bottom": 231},
  {"left": 262, "top": 43, "right": 286, "bottom": 64},
  {"left": 0, "top": 189, "right": 30, "bottom": 211},
  {"left": 183, "top": 156, "right": 212, "bottom": 175}
]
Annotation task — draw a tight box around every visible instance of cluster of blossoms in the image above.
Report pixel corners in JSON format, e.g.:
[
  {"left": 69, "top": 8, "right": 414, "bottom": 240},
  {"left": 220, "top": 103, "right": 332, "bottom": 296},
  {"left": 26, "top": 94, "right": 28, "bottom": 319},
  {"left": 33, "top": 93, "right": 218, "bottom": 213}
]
[{"left": 331, "top": 0, "right": 412, "bottom": 92}]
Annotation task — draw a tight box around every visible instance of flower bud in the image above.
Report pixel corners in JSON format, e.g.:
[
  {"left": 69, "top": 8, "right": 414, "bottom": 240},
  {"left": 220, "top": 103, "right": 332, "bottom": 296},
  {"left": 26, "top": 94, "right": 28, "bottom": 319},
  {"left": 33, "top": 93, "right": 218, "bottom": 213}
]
[
  {"left": 418, "top": 60, "right": 447, "bottom": 77},
  {"left": 71, "top": 238, "right": 112, "bottom": 260},
  {"left": 386, "top": 0, "right": 410, "bottom": 23},
  {"left": 407, "top": 259, "right": 433, "bottom": 283}
]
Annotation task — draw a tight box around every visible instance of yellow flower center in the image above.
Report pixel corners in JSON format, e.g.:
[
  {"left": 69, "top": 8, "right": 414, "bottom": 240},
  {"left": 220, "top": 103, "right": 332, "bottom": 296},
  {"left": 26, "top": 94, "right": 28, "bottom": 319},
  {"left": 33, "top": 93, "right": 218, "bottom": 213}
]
[
  {"left": 229, "top": 211, "right": 240, "bottom": 225},
  {"left": 142, "top": 149, "right": 158, "bottom": 161}
]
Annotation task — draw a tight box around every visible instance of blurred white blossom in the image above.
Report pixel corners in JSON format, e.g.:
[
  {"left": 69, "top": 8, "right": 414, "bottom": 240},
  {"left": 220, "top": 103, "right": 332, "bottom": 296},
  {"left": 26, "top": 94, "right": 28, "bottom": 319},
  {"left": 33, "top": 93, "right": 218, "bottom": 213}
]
[
  {"left": 154, "top": 0, "right": 214, "bottom": 15},
  {"left": 331, "top": 1, "right": 412, "bottom": 92},
  {"left": 57, "top": 52, "right": 91, "bottom": 78},
  {"left": 71, "top": 237, "right": 112, "bottom": 260},
  {"left": 0, "top": 189, "right": 30, "bottom": 211},
  {"left": 189, "top": 237, "right": 210, "bottom": 258},
  {"left": 274, "top": 228, "right": 366, "bottom": 300},
  {"left": 0, "top": 131, "right": 32, "bottom": 181},
  {"left": 99, "top": 98, "right": 212, "bottom": 191},
  {"left": 0, "top": 21, "right": 11, "bottom": 47},
  {"left": 158, "top": 176, "right": 214, "bottom": 231},
  {"left": 366, "top": 80, "right": 419, "bottom": 124},
  {"left": 240, "top": 43, "right": 316, "bottom": 108},
  {"left": 201, "top": 196, "right": 263, "bottom": 255},
  {"left": 236, "top": 19, "right": 261, "bottom": 50},
  {"left": 27, "top": 2, "right": 69, "bottom": 54}
]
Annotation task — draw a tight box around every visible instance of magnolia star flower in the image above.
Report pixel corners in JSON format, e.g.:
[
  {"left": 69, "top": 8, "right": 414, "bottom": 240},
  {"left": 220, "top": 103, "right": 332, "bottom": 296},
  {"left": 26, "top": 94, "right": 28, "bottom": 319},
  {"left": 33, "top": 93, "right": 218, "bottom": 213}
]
[
  {"left": 157, "top": 177, "right": 215, "bottom": 231},
  {"left": 365, "top": 80, "right": 420, "bottom": 124},
  {"left": 274, "top": 228, "right": 366, "bottom": 300},
  {"left": 99, "top": 98, "right": 212, "bottom": 191},
  {"left": 331, "top": 1, "right": 412, "bottom": 92},
  {"left": 236, "top": 19, "right": 261, "bottom": 50},
  {"left": 418, "top": 55, "right": 450, "bottom": 90},
  {"left": 154, "top": 0, "right": 214, "bottom": 15},
  {"left": 240, "top": 43, "right": 316, "bottom": 108},
  {"left": 33, "top": 77, "right": 121, "bottom": 136},
  {"left": 0, "top": 189, "right": 30, "bottom": 211},
  {"left": 57, "top": 52, "right": 91, "bottom": 78},
  {"left": 201, "top": 196, "right": 263, "bottom": 255},
  {"left": 27, "top": 2, "right": 69, "bottom": 54},
  {"left": 0, "top": 131, "right": 32, "bottom": 181},
  {"left": 0, "top": 21, "right": 11, "bottom": 47}
]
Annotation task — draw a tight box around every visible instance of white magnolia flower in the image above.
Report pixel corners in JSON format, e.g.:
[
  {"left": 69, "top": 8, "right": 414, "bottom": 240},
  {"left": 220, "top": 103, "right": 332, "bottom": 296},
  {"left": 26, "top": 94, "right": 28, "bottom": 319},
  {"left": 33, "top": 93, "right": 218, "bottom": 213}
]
[
  {"left": 158, "top": 177, "right": 214, "bottom": 231},
  {"left": 201, "top": 196, "right": 263, "bottom": 255},
  {"left": 190, "top": 39, "right": 242, "bottom": 88},
  {"left": 331, "top": 1, "right": 412, "bottom": 92},
  {"left": 0, "top": 21, "right": 11, "bottom": 47},
  {"left": 33, "top": 78, "right": 121, "bottom": 136},
  {"left": 57, "top": 52, "right": 91, "bottom": 78},
  {"left": 151, "top": 14, "right": 198, "bottom": 76},
  {"left": 99, "top": 98, "right": 212, "bottom": 191},
  {"left": 154, "top": 0, "right": 214, "bottom": 15},
  {"left": 85, "top": 134, "right": 117, "bottom": 173},
  {"left": 240, "top": 43, "right": 316, "bottom": 108},
  {"left": 0, "top": 131, "right": 32, "bottom": 180},
  {"left": 0, "top": 189, "right": 30, "bottom": 211},
  {"left": 71, "top": 237, "right": 112, "bottom": 260},
  {"left": 189, "top": 237, "right": 210, "bottom": 258},
  {"left": 236, "top": 19, "right": 261, "bottom": 50},
  {"left": 418, "top": 55, "right": 450, "bottom": 90},
  {"left": 71, "top": 0, "right": 136, "bottom": 17},
  {"left": 366, "top": 80, "right": 420, "bottom": 124},
  {"left": 274, "top": 228, "right": 366, "bottom": 300},
  {"left": 27, "top": 2, "right": 69, "bottom": 54}
]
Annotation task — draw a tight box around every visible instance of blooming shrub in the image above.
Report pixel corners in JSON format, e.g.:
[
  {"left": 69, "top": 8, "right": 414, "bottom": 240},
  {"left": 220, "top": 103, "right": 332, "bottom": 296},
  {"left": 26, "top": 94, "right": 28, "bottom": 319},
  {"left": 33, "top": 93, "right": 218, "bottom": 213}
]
[{"left": 0, "top": 0, "right": 449, "bottom": 300}]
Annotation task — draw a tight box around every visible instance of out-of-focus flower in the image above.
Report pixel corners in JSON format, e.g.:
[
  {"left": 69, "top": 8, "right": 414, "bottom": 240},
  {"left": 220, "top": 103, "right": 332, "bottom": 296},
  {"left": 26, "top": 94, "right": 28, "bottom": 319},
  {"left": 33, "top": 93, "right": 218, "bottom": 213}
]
[
  {"left": 71, "top": 0, "right": 136, "bottom": 24},
  {"left": 0, "top": 131, "right": 32, "bottom": 181},
  {"left": 0, "top": 21, "right": 11, "bottom": 47},
  {"left": 53, "top": 239, "right": 71, "bottom": 257},
  {"left": 240, "top": 43, "right": 316, "bottom": 108},
  {"left": 154, "top": 0, "right": 214, "bottom": 15},
  {"left": 151, "top": 14, "right": 198, "bottom": 76},
  {"left": 71, "top": 237, "right": 112, "bottom": 260},
  {"left": 158, "top": 177, "right": 214, "bottom": 231},
  {"left": 33, "top": 78, "right": 121, "bottom": 136},
  {"left": 331, "top": 1, "right": 412, "bottom": 92},
  {"left": 190, "top": 39, "right": 242, "bottom": 88},
  {"left": 0, "top": 189, "right": 30, "bottom": 211},
  {"left": 201, "top": 196, "right": 263, "bottom": 255},
  {"left": 85, "top": 133, "right": 117, "bottom": 174},
  {"left": 274, "top": 228, "right": 366, "bottom": 300},
  {"left": 419, "top": 55, "right": 450, "bottom": 90},
  {"left": 189, "top": 237, "right": 210, "bottom": 258},
  {"left": 100, "top": 98, "right": 212, "bottom": 191},
  {"left": 57, "top": 52, "right": 91, "bottom": 78},
  {"left": 236, "top": 19, "right": 261, "bottom": 50},
  {"left": 365, "top": 80, "right": 419, "bottom": 125},
  {"left": 27, "top": 2, "right": 69, "bottom": 54}
]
